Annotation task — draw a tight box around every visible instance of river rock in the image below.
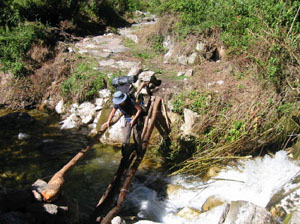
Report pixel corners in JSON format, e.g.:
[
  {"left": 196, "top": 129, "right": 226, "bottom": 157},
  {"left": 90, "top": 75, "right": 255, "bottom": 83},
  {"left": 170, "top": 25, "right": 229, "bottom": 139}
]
[
  {"left": 98, "top": 89, "right": 111, "bottom": 98},
  {"left": 193, "top": 203, "right": 229, "bottom": 224},
  {"left": 134, "top": 221, "right": 162, "bottom": 224},
  {"left": 18, "top": 132, "right": 30, "bottom": 140},
  {"left": 60, "top": 114, "right": 81, "bottom": 130},
  {"left": 223, "top": 201, "right": 276, "bottom": 224},
  {"left": 111, "top": 216, "right": 126, "bottom": 224},
  {"left": 77, "top": 102, "right": 96, "bottom": 124},
  {"left": 55, "top": 100, "right": 65, "bottom": 114},
  {"left": 100, "top": 114, "right": 125, "bottom": 144},
  {"left": 202, "top": 195, "right": 224, "bottom": 212},
  {"left": 31, "top": 179, "right": 47, "bottom": 202},
  {"left": 180, "top": 108, "right": 200, "bottom": 136},
  {"left": 166, "top": 184, "right": 186, "bottom": 200},
  {"left": 177, "top": 207, "right": 202, "bottom": 220}
]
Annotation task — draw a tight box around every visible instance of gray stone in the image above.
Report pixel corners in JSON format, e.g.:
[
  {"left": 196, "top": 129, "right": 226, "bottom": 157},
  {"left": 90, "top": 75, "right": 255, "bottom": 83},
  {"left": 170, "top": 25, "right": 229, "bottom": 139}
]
[
  {"left": 223, "top": 201, "right": 276, "bottom": 224},
  {"left": 177, "top": 55, "right": 188, "bottom": 65},
  {"left": 195, "top": 203, "right": 229, "bottom": 224},
  {"left": 196, "top": 42, "right": 205, "bottom": 52},
  {"left": 111, "top": 216, "right": 126, "bottom": 224},
  {"left": 187, "top": 52, "right": 198, "bottom": 65},
  {"left": 18, "top": 132, "right": 30, "bottom": 140},
  {"left": 180, "top": 108, "right": 200, "bottom": 136},
  {"left": 55, "top": 100, "right": 65, "bottom": 114},
  {"left": 60, "top": 114, "right": 81, "bottom": 130},
  {"left": 77, "top": 102, "right": 96, "bottom": 124}
]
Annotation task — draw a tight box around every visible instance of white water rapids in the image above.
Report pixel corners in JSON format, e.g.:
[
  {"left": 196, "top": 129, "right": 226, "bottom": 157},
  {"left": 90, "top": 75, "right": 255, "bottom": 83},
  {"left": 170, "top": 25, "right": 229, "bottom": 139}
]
[{"left": 124, "top": 150, "right": 300, "bottom": 224}]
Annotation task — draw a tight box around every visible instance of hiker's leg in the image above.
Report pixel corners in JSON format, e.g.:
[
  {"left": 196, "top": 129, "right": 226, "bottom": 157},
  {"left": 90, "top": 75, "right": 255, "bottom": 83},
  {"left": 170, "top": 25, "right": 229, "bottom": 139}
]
[
  {"left": 133, "top": 118, "right": 143, "bottom": 156},
  {"left": 121, "top": 121, "right": 132, "bottom": 158}
]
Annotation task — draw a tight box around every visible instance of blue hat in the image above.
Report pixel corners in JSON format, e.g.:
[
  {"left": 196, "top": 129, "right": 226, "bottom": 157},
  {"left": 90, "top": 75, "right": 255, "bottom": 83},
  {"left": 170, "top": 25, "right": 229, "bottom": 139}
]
[{"left": 113, "top": 91, "right": 127, "bottom": 104}]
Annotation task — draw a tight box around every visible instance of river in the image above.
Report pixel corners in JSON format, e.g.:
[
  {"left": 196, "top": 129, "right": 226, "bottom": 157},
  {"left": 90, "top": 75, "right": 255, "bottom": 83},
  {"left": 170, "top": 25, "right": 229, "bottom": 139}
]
[{"left": 1, "top": 109, "right": 299, "bottom": 224}]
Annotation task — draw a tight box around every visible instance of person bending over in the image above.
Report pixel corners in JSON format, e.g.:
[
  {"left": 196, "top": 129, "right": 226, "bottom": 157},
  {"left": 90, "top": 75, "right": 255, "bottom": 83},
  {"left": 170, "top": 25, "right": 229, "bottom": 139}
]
[{"left": 104, "top": 91, "right": 143, "bottom": 158}]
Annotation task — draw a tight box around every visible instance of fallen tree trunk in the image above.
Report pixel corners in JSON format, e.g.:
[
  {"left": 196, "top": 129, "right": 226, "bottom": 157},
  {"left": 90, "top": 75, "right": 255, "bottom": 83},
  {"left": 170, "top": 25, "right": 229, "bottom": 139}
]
[{"left": 41, "top": 113, "right": 122, "bottom": 202}]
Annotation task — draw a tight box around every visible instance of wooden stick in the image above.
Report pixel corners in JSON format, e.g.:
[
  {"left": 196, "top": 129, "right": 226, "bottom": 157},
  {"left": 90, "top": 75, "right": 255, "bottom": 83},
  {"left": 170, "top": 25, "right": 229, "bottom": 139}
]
[
  {"left": 41, "top": 113, "right": 122, "bottom": 202},
  {"left": 100, "top": 97, "right": 162, "bottom": 224}
]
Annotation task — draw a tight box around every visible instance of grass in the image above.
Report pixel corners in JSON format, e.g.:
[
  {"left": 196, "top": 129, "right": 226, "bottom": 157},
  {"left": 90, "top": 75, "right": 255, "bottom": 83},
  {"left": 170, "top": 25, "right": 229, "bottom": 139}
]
[{"left": 61, "top": 57, "right": 106, "bottom": 102}]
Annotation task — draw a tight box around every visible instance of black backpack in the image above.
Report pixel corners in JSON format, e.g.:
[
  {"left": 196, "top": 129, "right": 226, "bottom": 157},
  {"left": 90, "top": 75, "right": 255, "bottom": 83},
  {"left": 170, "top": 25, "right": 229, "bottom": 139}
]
[{"left": 111, "top": 75, "right": 137, "bottom": 97}]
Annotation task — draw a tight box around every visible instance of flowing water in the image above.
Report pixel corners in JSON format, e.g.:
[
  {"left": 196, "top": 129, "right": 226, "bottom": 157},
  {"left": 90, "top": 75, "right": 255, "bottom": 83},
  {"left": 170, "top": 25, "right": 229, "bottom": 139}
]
[{"left": 1, "top": 110, "right": 300, "bottom": 223}]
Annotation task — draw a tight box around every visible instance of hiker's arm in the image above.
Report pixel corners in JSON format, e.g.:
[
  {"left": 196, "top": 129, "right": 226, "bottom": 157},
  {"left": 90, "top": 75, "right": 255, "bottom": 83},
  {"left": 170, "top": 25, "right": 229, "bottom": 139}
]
[
  {"left": 130, "top": 104, "right": 142, "bottom": 127},
  {"left": 104, "top": 107, "right": 117, "bottom": 128}
]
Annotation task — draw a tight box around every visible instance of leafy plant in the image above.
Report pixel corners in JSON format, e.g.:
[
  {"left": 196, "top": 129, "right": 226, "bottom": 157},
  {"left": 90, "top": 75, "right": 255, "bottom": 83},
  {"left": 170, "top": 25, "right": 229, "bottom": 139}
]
[
  {"left": 61, "top": 60, "right": 106, "bottom": 102},
  {"left": 0, "top": 22, "right": 48, "bottom": 77}
]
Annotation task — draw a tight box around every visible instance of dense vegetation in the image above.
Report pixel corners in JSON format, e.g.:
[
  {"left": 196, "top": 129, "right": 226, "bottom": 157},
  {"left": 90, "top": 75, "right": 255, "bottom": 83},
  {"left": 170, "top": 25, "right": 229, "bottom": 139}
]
[
  {"left": 147, "top": 0, "right": 300, "bottom": 175},
  {"left": 1, "top": 0, "right": 299, "bottom": 176}
]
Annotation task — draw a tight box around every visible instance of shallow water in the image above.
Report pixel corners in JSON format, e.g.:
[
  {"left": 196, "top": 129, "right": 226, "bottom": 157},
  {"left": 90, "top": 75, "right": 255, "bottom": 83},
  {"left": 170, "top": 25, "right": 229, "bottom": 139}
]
[
  {"left": 2, "top": 110, "right": 300, "bottom": 224},
  {"left": 0, "top": 109, "right": 122, "bottom": 221}
]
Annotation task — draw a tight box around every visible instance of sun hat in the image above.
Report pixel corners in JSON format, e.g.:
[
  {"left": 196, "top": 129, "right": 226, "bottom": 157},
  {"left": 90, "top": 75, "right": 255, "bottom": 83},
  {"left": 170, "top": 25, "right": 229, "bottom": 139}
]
[{"left": 113, "top": 91, "right": 127, "bottom": 105}]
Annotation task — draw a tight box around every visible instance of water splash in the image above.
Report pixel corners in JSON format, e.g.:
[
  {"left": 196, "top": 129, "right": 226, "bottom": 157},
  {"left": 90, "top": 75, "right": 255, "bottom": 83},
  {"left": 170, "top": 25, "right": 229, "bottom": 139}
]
[{"left": 129, "top": 150, "right": 300, "bottom": 223}]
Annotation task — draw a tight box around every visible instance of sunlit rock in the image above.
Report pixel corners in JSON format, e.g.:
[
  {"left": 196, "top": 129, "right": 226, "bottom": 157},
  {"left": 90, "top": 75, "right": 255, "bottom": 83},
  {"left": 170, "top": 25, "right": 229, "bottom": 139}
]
[
  {"left": 69, "top": 103, "right": 79, "bottom": 114},
  {"left": 166, "top": 184, "right": 186, "bottom": 200},
  {"left": 55, "top": 100, "right": 65, "bottom": 114},
  {"left": 196, "top": 42, "right": 205, "bottom": 52},
  {"left": 177, "top": 55, "right": 188, "bottom": 65},
  {"left": 60, "top": 114, "right": 81, "bottom": 130},
  {"left": 100, "top": 115, "right": 124, "bottom": 145},
  {"left": 180, "top": 108, "right": 200, "bottom": 136},
  {"left": 111, "top": 216, "right": 126, "bottom": 224},
  {"left": 223, "top": 201, "right": 276, "bottom": 224},
  {"left": 187, "top": 52, "right": 199, "bottom": 65},
  {"left": 77, "top": 102, "right": 96, "bottom": 124},
  {"left": 163, "top": 48, "right": 174, "bottom": 64},
  {"left": 177, "top": 207, "right": 202, "bottom": 220},
  {"left": 133, "top": 220, "right": 162, "bottom": 224},
  {"left": 202, "top": 195, "right": 224, "bottom": 212},
  {"left": 18, "top": 132, "right": 30, "bottom": 140},
  {"left": 203, "top": 166, "right": 222, "bottom": 181},
  {"left": 267, "top": 169, "right": 300, "bottom": 217},
  {"left": 196, "top": 203, "right": 229, "bottom": 224}
]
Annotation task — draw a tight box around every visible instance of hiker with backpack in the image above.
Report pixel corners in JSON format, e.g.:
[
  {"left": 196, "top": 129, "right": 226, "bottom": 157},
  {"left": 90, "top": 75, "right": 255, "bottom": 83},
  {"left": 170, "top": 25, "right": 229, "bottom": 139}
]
[{"left": 103, "top": 90, "right": 143, "bottom": 158}]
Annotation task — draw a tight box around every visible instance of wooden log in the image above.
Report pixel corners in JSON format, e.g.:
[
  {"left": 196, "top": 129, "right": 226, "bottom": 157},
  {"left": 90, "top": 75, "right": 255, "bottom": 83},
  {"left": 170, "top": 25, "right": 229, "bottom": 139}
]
[
  {"left": 99, "top": 97, "right": 162, "bottom": 224},
  {"left": 41, "top": 113, "right": 122, "bottom": 202},
  {"left": 89, "top": 152, "right": 136, "bottom": 223}
]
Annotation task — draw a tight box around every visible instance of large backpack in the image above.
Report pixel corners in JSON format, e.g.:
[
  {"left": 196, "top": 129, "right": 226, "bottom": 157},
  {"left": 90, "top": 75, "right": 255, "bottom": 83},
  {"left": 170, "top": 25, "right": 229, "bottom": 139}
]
[{"left": 111, "top": 75, "right": 137, "bottom": 97}]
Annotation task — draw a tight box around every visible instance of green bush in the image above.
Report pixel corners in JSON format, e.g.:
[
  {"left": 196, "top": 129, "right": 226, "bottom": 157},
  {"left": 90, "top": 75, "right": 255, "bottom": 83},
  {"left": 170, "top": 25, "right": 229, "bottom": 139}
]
[
  {"left": 0, "top": 22, "right": 48, "bottom": 77},
  {"left": 172, "top": 90, "right": 220, "bottom": 115},
  {"left": 61, "top": 61, "right": 106, "bottom": 102}
]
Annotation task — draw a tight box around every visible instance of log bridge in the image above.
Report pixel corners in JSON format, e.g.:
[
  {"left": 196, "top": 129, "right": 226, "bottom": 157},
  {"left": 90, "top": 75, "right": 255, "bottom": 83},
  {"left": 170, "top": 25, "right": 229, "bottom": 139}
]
[{"left": 41, "top": 94, "right": 171, "bottom": 224}]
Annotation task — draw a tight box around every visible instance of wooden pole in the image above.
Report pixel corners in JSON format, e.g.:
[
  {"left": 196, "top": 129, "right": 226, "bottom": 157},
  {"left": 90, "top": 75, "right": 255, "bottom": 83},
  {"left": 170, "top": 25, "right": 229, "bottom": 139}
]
[
  {"left": 99, "top": 97, "right": 162, "bottom": 224},
  {"left": 41, "top": 113, "right": 122, "bottom": 202}
]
